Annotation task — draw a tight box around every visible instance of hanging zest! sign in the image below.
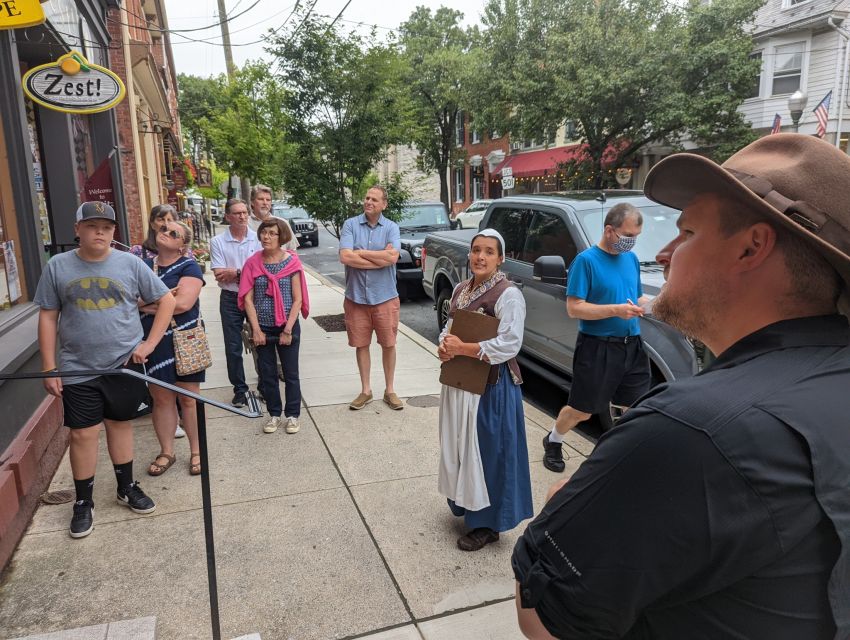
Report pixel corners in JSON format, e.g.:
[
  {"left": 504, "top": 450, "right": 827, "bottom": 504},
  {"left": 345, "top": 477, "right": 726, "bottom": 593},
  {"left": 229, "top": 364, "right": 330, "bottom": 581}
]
[
  {"left": 0, "top": 0, "right": 45, "bottom": 30},
  {"left": 22, "top": 51, "right": 126, "bottom": 114}
]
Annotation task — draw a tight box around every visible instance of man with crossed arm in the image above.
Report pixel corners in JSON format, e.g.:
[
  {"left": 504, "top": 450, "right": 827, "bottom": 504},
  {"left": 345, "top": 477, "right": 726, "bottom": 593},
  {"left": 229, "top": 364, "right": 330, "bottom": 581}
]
[{"left": 338, "top": 185, "right": 403, "bottom": 411}]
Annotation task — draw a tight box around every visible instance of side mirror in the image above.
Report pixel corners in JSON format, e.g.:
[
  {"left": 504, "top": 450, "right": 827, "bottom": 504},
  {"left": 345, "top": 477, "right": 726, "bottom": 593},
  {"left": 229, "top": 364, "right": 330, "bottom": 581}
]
[{"left": 533, "top": 255, "right": 567, "bottom": 286}]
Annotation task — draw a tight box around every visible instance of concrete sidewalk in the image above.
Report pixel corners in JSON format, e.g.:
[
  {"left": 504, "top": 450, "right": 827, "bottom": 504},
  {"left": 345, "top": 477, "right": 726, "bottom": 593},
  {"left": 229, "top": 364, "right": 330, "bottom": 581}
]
[{"left": 0, "top": 267, "right": 592, "bottom": 640}]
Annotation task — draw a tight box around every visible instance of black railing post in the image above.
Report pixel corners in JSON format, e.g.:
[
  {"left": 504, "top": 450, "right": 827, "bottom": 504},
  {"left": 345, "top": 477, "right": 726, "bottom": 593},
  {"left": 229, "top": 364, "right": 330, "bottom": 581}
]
[{"left": 0, "top": 369, "right": 261, "bottom": 640}]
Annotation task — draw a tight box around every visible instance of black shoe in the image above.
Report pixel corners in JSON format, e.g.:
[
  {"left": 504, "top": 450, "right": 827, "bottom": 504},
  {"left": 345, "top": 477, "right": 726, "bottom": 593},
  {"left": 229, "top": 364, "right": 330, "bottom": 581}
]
[
  {"left": 542, "top": 434, "right": 566, "bottom": 472},
  {"left": 232, "top": 392, "right": 248, "bottom": 408},
  {"left": 69, "top": 500, "right": 94, "bottom": 538},
  {"left": 117, "top": 481, "right": 156, "bottom": 514}
]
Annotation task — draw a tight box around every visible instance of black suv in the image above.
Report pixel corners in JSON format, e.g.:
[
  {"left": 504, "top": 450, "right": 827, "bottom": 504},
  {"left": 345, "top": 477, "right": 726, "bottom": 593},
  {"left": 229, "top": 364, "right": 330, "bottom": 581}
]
[
  {"left": 272, "top": 203, "right": 320, "bottom": 247},
  {"left": 396, "top": 201, "right": 452, "bottom": 299}
]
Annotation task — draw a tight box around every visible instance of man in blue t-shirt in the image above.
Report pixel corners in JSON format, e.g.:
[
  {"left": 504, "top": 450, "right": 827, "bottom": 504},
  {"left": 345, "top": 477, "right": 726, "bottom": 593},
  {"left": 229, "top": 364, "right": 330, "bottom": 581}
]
[{"left": 542, "top": 203, "right": 651, "bottom": 472}]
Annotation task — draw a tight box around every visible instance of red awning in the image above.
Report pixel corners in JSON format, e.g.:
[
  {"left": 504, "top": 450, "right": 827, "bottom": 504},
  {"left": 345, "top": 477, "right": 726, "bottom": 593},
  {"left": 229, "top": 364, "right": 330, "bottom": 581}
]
[
  {"left": 492, "top": 142, "right": 625, "bottom": 179},
  {"left": 492, "top": 145, "right": 582, "bottom": 179}
]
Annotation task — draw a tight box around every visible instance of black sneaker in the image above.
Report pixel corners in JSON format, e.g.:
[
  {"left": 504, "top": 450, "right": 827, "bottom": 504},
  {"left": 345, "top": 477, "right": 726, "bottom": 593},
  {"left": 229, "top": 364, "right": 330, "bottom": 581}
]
[
  {"left": 117, "top": 481, "right": 156, "bottom": 514},
  {"left": 69, "top": 500, "right": 94, "bottom": 538},
  {"left": 232, "top": 392, "right": 248, "bottom": 408},
  {"left": 542, "top": 434, "right": 566, "bottom": 473}
]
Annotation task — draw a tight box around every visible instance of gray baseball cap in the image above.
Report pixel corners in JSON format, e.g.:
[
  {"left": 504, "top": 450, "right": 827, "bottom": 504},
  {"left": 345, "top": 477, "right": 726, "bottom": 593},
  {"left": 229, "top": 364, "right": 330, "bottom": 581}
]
[{"left": 75, "top": 201, "right": 116, "bottom": 223}]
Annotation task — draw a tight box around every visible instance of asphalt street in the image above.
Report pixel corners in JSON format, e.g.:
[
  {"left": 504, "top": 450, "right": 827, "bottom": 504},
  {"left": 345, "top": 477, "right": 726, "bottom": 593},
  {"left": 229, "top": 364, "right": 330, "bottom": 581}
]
[{"left": 297, "top": 225, "right": 600, "bottom": 438}]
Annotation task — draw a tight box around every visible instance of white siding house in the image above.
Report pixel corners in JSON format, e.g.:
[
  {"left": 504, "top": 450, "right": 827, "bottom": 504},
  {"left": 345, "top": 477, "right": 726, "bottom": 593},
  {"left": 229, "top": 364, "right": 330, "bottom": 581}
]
[{"left": 741, "top": 0, "right": 850, "bottom": 147}]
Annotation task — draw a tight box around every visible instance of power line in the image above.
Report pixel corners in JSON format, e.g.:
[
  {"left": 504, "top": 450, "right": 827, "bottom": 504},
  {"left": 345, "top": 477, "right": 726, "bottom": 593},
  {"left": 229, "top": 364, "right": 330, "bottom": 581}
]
[{"left": 326, "top": 0, "right": 354, "bottom": 32}]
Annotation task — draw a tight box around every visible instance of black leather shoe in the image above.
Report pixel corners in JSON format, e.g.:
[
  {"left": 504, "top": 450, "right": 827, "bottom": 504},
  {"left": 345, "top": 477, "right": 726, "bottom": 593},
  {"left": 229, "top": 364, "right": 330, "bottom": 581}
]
[{"left": 542, "top": 434, "right": 565, "bottom": 472}]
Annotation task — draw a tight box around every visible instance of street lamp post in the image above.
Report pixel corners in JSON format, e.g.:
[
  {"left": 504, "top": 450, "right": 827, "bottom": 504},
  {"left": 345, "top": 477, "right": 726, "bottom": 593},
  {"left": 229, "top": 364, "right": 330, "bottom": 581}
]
[{"left": 789, "top": 90, "right": 808, "bottom": 133}]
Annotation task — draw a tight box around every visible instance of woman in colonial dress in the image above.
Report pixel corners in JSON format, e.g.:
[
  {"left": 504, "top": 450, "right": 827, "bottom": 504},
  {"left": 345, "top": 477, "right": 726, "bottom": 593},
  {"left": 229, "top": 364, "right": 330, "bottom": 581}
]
[
  {"left": 437, "top": 229, "right": 533, "bottom": 551},
  {"left": 139, "top": 220, "right": 206, "bottom": 476}
]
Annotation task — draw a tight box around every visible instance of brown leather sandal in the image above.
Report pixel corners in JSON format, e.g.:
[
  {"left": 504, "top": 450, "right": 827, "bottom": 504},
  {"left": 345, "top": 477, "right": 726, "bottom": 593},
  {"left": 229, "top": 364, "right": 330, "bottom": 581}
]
[
  {"left": 457, "top": 527, "right": 499, "bottom": 552},
  {"left": 189, "top": 452, "right": 201, "bottom": 476},
  {"left": 148, "top": 453, "right": 176, "bottom": 476}
]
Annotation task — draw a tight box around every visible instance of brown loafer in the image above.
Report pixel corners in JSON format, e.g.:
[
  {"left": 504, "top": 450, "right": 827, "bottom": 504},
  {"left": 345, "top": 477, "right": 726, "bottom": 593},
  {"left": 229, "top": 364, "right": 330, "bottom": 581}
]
[
  {"left": 383, "top": 392, "right": 404, "bottom": 411},
  {"left": 457, "top": 527, "right": 499, "bottom": 552},
  {"left": 349, "top": 392, "right": 373, "bottom": 410}
]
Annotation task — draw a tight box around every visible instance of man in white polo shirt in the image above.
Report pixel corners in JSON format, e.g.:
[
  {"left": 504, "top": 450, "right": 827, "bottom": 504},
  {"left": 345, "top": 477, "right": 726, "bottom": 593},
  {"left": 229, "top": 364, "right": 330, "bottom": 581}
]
[{"left": 210, "top": 198, "right": 261, "bottom": 407}]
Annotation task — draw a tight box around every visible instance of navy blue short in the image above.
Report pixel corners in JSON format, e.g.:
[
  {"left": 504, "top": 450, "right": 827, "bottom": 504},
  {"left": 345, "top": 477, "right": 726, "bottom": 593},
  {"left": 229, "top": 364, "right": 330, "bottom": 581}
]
[
  {"left": 62, "top": 363, "right": 149, "bottom": 429},
  {"left": 568, "top": 332, "right": 651, "bottom": 414}
]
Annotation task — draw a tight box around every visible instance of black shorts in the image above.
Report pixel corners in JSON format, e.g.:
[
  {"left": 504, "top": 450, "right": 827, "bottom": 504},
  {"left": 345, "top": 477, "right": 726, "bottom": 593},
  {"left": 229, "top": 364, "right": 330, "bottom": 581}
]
[
  {"left": 62, "top": 364, "right": 149, "bottom": 429},
  {"left": 568, "top": 332, "right": 651, "bottom": 414}
]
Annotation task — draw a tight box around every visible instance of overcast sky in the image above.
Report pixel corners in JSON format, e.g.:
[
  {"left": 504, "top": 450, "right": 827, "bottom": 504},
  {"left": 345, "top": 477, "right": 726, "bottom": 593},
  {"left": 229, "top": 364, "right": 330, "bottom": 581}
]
[{"left": 163, "top": 0, "right": 486, "bottom": 78}]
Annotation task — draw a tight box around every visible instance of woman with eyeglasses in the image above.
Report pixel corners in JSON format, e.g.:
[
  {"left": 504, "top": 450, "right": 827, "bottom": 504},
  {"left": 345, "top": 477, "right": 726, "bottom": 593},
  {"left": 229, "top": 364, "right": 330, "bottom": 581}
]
[
  {"left": 238, "top": 218, "right": 310, "bottom": 434},
  {"left": 139, "top": 221, "right": 206, "bottom": 476}
]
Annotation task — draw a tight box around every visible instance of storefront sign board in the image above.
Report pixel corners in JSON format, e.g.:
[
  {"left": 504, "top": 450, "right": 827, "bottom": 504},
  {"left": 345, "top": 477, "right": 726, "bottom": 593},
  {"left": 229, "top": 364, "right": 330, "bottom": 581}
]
[
  {"left": 0, "top": 0, "right": 45, "bottom": 30},
  {"left": 22, "top": 52, "right": 125, "bottom": 114}
]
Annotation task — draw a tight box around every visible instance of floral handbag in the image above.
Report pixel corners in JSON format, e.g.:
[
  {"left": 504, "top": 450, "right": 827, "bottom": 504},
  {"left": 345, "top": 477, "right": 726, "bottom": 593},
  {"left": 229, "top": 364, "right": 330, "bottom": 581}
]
[{"left": 171, "top": 314, "right": 212, "bottom": 376}]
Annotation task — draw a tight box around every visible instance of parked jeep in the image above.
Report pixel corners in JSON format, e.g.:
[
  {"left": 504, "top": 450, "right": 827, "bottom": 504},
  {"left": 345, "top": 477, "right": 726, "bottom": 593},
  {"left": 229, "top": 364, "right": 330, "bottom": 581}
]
[
  {"left": 272, "top": 202, "right": 320, "bottom": 247},
  {"left": 395, "top": 201, "right": 452, "bottom": 299},
  {"left": 422, "top": 191, "right": 702, "bottom": 428}
]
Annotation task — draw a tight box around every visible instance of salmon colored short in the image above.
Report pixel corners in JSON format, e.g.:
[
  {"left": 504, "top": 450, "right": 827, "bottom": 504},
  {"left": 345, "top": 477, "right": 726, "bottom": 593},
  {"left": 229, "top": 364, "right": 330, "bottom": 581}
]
[{"left": 344, "top": 296, "right": 400, "bottom": 348}]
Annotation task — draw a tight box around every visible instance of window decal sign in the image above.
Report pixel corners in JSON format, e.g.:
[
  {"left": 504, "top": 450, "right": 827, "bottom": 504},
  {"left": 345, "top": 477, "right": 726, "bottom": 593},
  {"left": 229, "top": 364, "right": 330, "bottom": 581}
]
[
  {"left": 22, "top": 51, "right": 126, "bottom": 114},
  {"left": 0, "top": 0, "right": 45, "bottom": 30}
]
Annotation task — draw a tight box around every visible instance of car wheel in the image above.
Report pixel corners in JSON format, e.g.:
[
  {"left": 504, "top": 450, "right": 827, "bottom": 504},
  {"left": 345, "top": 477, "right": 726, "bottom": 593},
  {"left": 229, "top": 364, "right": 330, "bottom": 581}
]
[
  {"left": 456, "top": 220, "right": 463, "bottom": 230},
  {"left": 436, "top": 286, "right": 452, "bottom": 331}
]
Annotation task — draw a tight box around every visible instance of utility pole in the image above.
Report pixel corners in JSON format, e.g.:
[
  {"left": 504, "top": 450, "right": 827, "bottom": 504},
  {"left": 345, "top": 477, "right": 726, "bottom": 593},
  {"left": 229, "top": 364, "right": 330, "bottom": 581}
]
[
  {"left": 216, "top": 0, "right": 250, "bottom": 200},
  {"left": 217, "top": 0, "right": 236, "bottom": 79}
]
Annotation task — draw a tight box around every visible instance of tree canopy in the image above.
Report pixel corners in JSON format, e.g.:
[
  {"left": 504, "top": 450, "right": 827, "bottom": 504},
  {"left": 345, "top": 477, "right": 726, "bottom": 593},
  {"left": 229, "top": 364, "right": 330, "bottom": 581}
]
[
  {"left": 266, "top": 12, "right": 411, "bottom": 237},
  {"left": 475, "top": 0, "right": 762, "bottom": 187},
  {"left": 178, "top": 63, "right": 289, "bottom": 191},
  {"left": 399, "top": 7, "right": 481, "bottom": 210}
]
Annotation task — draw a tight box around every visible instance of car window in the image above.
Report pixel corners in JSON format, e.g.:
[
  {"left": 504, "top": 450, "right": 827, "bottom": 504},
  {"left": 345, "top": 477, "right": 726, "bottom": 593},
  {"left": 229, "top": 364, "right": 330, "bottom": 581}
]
[
  {"left": 521, "top": 210, "right": 578, "bottom": 265},
  {"left": 399, "top": 205, "right": 449, "bottom": 227},
  {"left": 576, "top": 203, "right": 679, "bottom": 263},
  {"left": 487, "top": 207, "right": 531, "bottom": 260}
]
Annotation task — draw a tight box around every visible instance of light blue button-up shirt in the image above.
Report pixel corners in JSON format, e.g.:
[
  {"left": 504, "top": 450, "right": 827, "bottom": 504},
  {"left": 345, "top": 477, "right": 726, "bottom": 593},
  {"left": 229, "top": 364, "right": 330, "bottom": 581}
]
[{"left": 339, "top": 213, "right": 401, "bottom": 305}]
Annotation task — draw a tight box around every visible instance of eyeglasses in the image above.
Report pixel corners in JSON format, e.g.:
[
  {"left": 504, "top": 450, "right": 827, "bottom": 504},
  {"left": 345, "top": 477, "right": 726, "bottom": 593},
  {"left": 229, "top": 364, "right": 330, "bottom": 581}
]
[{"left": 158, "top": 226, "right": 183, "bottom": 240}]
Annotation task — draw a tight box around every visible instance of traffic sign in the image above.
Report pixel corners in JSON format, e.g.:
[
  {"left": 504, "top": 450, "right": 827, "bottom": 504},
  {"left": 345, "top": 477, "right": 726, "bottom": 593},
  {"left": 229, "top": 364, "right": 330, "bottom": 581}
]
[{"left": 502, "top": 176, "right": 515, "bottom": 190}]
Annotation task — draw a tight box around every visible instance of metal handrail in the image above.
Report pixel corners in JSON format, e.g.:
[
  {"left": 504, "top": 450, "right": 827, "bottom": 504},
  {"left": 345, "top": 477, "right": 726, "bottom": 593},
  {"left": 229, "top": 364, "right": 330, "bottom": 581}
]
[{"left": 0, "top": 368, "right": 262, "bottom": 640}]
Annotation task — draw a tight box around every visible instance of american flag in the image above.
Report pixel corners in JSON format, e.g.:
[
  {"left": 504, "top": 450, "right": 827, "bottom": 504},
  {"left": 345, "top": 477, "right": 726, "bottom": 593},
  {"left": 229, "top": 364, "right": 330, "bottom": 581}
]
[
  {"left": 814, "top": 91, "right": 832, "bottom": 138},
  {"left": 770, "top": 113, "right": 782, "bottom": 135}
]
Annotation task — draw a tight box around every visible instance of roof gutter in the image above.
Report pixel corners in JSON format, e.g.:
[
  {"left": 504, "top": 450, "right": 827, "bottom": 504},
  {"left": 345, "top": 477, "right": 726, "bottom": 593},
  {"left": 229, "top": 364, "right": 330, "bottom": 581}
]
[{"left": 828, "top": 16, "right": 850, "bottom": 149}]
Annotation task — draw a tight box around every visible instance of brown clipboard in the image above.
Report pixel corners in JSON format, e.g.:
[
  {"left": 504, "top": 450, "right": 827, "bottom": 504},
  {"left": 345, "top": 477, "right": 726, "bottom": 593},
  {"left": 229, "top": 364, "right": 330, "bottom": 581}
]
[{"left": 439, "top": 308, "right": 500, "bottom": 395}]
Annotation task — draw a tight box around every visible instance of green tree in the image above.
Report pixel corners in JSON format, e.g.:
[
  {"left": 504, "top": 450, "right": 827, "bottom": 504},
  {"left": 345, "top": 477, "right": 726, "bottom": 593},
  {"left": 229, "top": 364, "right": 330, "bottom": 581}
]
[
  {"left": 177, "top": 73, "right": 227, "bottom": 165},
  {"left": 267, "top": 12, "right": 410, "bottom": 237},
  {"left": 399, "top": 7, "right": 481, "bottom": 210},
  {"left": 206, "top": 61, "right": 290, "bottom": 190},
  {"left": 476, "top": 0, "right": 762, "bottom": 188}
]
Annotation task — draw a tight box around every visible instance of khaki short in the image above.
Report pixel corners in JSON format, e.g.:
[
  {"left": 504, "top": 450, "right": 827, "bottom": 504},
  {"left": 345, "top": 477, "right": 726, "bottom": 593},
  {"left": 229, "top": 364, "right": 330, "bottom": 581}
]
[{"left": 344, "top": 297, "right": 400, "bottom": 348}]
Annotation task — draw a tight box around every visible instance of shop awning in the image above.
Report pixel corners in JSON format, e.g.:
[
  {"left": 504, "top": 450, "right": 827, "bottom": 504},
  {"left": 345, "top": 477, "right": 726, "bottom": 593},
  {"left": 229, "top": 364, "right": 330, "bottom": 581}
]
[
  {"left": 492, "top": 145, "right": 581, "bottom": 179},
  {"left": 492, "top": 143, "right": 624, "bottom": 178}
]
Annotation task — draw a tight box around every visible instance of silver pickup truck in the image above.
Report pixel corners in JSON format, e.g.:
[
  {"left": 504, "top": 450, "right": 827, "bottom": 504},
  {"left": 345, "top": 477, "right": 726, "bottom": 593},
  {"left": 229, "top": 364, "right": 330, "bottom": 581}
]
[{"left": 422, "top": 191, "right": 702, "bottom": 428}]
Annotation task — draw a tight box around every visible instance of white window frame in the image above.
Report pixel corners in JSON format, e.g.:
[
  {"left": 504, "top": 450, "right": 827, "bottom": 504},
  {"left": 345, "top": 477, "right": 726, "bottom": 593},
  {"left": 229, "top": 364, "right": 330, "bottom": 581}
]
[
  {"left": 472, "top": 173, "right": 484, "bottom": 200},
  {"left": 747, "top": 50, "right": 763, "bottom": 100},
  {"left": 770, "top": 40, "right": 806, "bottom": 97},
  {"left": 471, "top": 129, "right": 481, "bottom": 144},
  {"left": 783, "top": 0, "right": 811, "bottom": 8},
  {"left": 455, "top": 111, "right": 465, "bottom": 147},
  {"left": 454, "top": 167, "right": 465, "bottom": 202}
]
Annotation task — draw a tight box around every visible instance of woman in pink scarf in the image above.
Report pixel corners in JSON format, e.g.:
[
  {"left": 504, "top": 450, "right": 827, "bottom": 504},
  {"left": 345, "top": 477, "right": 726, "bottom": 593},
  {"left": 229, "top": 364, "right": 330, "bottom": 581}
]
[{"left": 238, "top": 218, "right": 310, "bottom": 434}]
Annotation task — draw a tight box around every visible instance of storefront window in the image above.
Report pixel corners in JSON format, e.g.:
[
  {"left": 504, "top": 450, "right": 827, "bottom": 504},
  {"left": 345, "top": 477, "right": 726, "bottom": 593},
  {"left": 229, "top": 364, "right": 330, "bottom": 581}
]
[{"left": 0, "top": 121, "right": 26, "bottom": 310}]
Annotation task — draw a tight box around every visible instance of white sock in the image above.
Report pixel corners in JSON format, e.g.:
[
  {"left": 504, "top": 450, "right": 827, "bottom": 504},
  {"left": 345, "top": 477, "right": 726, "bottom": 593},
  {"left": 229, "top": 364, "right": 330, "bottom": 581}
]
[{"left": 548, "top": 427, "right": 564, "bottom": 444}]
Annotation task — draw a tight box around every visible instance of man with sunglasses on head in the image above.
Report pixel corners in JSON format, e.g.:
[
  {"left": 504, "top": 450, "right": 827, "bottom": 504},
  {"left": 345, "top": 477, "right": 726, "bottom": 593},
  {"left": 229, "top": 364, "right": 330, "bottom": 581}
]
[
  {"left": 542, "top": 203, "right": 652, "bottom": 473},
  {"left": 210, "top": 198, "right": 261, "bottom": 407}
]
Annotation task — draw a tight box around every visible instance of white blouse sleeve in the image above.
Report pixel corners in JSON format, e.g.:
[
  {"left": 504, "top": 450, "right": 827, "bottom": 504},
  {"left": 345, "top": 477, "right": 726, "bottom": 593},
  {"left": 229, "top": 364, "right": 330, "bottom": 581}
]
[{"left": 478, "top": 286, "right": 525, "bottom": 364}]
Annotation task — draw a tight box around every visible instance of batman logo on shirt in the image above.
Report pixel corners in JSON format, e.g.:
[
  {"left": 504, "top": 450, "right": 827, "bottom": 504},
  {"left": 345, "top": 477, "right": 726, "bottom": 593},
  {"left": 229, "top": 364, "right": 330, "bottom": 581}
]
[{"left": 67, "top": 277, "right": 127, "bottom": 311}]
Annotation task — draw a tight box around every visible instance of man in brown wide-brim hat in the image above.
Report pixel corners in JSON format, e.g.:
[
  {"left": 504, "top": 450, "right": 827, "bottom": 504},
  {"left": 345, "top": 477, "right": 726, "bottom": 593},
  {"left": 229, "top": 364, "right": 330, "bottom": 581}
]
[{"left": 512, "top": 133, "right": 850, "bottom": 640}]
